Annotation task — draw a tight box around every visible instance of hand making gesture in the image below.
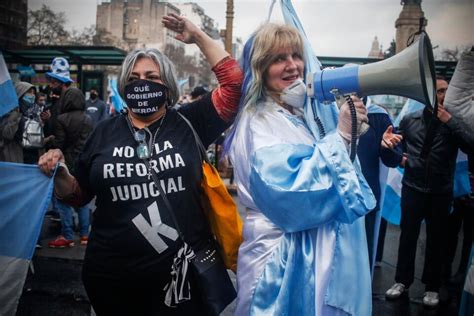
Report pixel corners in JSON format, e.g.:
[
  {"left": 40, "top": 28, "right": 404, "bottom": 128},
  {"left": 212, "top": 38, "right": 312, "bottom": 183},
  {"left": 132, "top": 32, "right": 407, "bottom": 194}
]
[{"left": 381, "top": 125, "right": 403, "bottom": 149}]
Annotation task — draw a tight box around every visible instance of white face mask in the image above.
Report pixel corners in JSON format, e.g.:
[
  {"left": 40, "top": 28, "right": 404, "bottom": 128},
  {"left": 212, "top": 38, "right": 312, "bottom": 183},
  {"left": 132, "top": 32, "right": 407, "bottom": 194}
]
[{"left": 280, "top": 79, "right": 307, "bottom": 108}]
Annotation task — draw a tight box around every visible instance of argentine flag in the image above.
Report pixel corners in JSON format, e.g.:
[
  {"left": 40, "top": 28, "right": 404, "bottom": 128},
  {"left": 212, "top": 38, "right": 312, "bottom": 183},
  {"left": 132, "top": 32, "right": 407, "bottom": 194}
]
[
  {"left": 108, "top": 78, "right": 125, "bottom": 113},
  {"left": 0, "top": 52, "right": 18, "bottom": 117},
  {"left": 381, "top": 98, "right": 471, "bottom": 225},
  {"left": 0, "top": 162, "right": 55, "bottom": 315}
]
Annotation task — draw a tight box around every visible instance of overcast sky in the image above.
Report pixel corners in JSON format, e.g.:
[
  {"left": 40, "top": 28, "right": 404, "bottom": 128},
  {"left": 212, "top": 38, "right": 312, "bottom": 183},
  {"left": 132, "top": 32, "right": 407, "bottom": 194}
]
[{"left": 28, "top": 0, "right": 473, "bottom": 58}]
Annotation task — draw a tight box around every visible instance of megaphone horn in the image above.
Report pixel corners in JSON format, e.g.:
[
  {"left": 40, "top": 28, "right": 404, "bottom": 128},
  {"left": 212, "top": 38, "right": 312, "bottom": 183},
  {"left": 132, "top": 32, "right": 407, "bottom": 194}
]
[{"left": 306, "top": 32, "right": 437, "bottom": 108}]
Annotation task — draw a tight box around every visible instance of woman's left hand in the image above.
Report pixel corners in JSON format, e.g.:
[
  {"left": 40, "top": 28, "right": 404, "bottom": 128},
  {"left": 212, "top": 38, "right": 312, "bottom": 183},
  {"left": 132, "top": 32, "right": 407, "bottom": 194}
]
[
  {"left": 337, "top": 96, "right": 368, "bottom": 141},
  {"left": 162, "top": 13, "right": 201, "bottom": 44}
]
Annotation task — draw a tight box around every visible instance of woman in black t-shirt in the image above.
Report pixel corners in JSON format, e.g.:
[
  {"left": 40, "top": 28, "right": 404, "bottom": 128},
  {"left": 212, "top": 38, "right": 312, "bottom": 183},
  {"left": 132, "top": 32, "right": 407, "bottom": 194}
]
[{"left": 38, "top": 13, "right": 243, "bottom": 315}]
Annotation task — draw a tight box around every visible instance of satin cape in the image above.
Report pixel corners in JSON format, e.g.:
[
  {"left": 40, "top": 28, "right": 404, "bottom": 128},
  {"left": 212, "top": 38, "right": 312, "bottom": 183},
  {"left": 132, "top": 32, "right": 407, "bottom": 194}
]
[{"left": 229, "top": 99, "right": 376, "bottom": 316}]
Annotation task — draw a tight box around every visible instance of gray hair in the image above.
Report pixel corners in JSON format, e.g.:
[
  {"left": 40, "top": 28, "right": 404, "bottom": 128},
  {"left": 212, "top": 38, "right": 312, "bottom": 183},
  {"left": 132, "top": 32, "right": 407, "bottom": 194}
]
[{"left": 118, "top": 48, "right": 179, "bottom": 107}]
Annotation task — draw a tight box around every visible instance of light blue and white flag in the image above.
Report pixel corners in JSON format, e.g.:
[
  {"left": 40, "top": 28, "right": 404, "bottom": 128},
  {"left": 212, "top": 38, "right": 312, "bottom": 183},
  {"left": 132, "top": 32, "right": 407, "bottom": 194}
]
[
  {"left": 381, "top": 98, "right": 471, "bottom": 225},
  {"left": 108, "top": 78, "right": 125, "bottom": 113},
  {"left": 454, "top": 151, "right": 471, "bottom": 197},
  {"left": 0, "top": 162, "right": 55, "bottom": 316},
  {"left": 381, "top": 167, "right": 404, "bottom": 225},
  {"left": 0, "top": 52, "right": 18, "bottom": 117}
]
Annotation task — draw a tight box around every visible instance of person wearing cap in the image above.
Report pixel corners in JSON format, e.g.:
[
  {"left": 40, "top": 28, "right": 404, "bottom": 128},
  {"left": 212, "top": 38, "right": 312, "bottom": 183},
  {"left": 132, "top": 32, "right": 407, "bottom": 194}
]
[
  {"left": 42, "top": 57, "right": 93, "bottom": 249},
  {"left": 43, "top": 57, "right": 74, "bottom": 145}
]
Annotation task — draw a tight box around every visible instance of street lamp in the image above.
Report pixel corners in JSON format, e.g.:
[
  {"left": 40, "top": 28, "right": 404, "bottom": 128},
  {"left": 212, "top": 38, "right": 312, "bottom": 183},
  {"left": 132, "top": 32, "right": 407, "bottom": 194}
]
[{"left": 225, "top": 0, "right": 233, "bottom": 55}]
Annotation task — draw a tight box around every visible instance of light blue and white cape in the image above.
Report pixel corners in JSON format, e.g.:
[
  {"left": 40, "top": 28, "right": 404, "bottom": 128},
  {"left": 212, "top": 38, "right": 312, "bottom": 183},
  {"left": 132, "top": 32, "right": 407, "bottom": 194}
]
[{"left": 229, "top": 99, "right": 376, "bottom": 316}]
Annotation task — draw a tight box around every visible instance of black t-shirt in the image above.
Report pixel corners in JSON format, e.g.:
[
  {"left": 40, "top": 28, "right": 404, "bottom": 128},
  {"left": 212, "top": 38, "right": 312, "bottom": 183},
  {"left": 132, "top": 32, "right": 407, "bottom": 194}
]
[{"left": 75, "top": 94, "right": 229, "bottom": 278}]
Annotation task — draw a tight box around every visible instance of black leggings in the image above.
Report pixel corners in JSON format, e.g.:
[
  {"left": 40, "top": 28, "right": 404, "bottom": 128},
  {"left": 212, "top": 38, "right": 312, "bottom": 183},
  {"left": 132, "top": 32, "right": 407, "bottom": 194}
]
[{"left": 82, "top": 267, "right": 206, "bottom": 316}]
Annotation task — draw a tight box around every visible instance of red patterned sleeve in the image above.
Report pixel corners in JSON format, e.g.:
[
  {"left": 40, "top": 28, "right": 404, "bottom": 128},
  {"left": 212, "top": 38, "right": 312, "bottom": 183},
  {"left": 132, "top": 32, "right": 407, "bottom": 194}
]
[{"left": 211, "top": 56, "right": 244, "bottom": 122}]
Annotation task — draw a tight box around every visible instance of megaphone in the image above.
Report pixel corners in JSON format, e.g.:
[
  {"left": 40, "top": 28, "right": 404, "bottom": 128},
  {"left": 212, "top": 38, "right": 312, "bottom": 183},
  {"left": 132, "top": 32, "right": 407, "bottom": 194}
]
[{"left": 306, "top": 32, "right": 436, "bottom": 108}]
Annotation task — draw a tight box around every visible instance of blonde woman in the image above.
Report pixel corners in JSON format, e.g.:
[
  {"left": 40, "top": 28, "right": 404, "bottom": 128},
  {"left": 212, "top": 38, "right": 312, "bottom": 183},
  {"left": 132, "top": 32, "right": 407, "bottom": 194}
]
[{"left": 229, "top": 23, "right": 375, "bottom": 315}]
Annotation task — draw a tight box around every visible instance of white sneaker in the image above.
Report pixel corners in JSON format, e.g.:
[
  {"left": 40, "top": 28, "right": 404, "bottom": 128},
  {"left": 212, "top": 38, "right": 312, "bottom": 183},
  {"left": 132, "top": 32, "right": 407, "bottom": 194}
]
[
  {"left": 385, "top": 283, "right": 406, "bottom": 300},
  {"left": 422, "top": 291, "right": 439, "bottom": 307}
]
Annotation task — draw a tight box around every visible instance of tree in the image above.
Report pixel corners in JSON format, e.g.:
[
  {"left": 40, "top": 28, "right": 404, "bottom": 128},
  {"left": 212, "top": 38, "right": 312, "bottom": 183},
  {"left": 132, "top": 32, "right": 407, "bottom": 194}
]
[
  {"left": 27, "top": 4, "right": 69, "bottom": 45},
  {"left": 164, "top": 44, "right": 197, "bottom": 79},
  {"left": 384, "top": 39, "right": 396, "bottom": 59},
  {"left": 93, "top": 28, "right": 123, "bottom": 47},
  {"left": 440, "top": 47, "right": 460, "bottom": 62},
  {"left": 439, "top": 46, "right": 471, "bottom": 62},
  {"left": 67, "top": 25, "right": 96, "bottom": 46}
]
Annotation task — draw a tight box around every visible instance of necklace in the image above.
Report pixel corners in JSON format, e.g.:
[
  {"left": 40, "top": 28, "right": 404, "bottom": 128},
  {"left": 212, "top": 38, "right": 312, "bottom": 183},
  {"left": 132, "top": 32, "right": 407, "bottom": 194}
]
[{"left": 126, "top": 111, "right": 167, "bottom": 178}]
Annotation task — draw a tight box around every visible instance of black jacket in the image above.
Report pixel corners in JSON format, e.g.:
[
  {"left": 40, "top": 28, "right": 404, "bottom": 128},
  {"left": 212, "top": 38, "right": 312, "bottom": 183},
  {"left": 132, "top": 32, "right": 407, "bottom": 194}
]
[
  {"left": 399, "top": 107, "right": 474, "bottom": 195},
  {"left": 51, "top": 88, "right": 92, "bottom": 172}
]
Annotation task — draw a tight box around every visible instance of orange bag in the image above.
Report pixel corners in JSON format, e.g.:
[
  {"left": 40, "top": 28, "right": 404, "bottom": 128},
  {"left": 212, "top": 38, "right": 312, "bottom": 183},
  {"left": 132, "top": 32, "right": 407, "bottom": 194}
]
[
  {"left": 179, "top": 113, "right": 243, "bottom": 272},
  {"left": 200, "top": 162, "right": 243, "bottom": 272}
]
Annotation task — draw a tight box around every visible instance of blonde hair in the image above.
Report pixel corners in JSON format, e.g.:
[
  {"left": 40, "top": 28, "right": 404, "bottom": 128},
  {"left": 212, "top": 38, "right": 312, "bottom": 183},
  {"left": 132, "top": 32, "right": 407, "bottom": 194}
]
[{"left": 245, "top": 23, "right": 304, "bottom": 107}]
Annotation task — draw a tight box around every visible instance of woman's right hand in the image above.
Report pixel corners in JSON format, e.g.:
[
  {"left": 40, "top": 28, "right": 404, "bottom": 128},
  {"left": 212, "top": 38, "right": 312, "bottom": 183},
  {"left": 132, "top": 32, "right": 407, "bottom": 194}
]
[
  {"left": 38, "top": 149, "right": 65, "bottom": 177},
  {"left": 162, "top": 13, "right": 228, "bottom": 68},
  {"left": 162, "top": 13, "right": 202, "bottom": 44},
  {"left": 337, "top": 96, "right": 368, "bottom": 142}
]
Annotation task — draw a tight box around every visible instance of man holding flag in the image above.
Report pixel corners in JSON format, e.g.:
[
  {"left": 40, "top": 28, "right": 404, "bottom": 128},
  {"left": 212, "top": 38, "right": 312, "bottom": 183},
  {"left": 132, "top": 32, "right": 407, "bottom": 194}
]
[{"left": 386, "top": 78, "right": 474, "bottom": 307}]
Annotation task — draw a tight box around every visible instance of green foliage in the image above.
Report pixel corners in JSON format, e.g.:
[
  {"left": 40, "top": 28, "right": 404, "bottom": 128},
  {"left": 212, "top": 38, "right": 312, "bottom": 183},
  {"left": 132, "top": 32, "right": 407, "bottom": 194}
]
[{"left": 384, "top": 39, "right": 396, "bottom": 59}]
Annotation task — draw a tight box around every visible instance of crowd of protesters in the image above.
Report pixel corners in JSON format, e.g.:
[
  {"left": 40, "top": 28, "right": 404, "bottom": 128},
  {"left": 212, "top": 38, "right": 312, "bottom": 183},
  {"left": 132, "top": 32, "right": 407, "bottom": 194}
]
[
  {"left": 0, "top": 57, "right": 114, "bottom": 249},
  {"left": 0, "top": 17, "right": 473, "bottom": 315}
]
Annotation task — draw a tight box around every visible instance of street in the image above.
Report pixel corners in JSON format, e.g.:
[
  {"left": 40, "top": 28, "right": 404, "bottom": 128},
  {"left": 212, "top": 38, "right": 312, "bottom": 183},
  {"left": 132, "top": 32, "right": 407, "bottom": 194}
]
[{"left": 16, "top": 192, "right": 463, "bottom": 316}]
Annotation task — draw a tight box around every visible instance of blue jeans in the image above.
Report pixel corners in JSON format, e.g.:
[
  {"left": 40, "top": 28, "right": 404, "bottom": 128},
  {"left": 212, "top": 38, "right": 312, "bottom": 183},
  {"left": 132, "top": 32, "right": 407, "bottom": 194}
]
[{"left": 54, "top": 197, "right": 90, "bottom": 240}]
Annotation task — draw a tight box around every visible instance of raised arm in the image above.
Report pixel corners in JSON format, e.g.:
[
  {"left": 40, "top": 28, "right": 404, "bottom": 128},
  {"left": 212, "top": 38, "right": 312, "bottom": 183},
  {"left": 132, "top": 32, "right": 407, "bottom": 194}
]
[
  {"left": 162, "top": 13, "right": 228, "bottom": 67},
  {"left": 162, "top": 14, "right": 243, "bottom": 123}
]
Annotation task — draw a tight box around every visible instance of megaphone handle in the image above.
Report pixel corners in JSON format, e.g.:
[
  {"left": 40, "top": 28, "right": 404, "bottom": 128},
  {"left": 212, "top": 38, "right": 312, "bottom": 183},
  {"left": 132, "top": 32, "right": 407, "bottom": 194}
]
[{"left": 344, "top": 95, "right": 358, "bottom": 162}]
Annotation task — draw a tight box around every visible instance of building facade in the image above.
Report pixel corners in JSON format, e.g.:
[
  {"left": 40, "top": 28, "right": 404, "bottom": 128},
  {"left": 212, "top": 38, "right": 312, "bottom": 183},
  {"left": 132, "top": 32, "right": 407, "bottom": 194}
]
[
  {"left": 96, "top": 0, "right": 224, "bottom": 90},
  {"left": 0, "top": 0, "right": 27, "bottom": 49},
  {"left": 96, "top": 0, "right": 183, "bottom": 51},
  {"left": 173, "top": 2, "right": 221, "bottom": 66},
  {"left": 395, "top": 0, "right": 427, "bottom": 53},
  {"left": 367, "top": 36, "right": 384, "bottom": 59}
]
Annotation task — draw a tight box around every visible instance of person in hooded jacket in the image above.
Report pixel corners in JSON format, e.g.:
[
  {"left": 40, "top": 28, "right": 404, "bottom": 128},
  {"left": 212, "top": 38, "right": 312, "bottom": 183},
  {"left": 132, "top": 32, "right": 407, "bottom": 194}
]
[
  {"left": 15, "top": 82, "right": 52, "bottom": 164},
  {"left": 48, "top": 87, "right": 93, "bottom": 248},
  {"left": 50, "top": 88, "right": 93, "bottom": 172},
  {"left": 0, "top": 107, "right": 23, "bottom": 163}
]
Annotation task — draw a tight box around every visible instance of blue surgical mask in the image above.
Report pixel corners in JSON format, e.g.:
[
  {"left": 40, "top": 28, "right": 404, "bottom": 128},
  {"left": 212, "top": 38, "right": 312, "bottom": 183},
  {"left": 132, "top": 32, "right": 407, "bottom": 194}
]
[{"left": 22, "top": 94, "right": 36, "bottom": 105}]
